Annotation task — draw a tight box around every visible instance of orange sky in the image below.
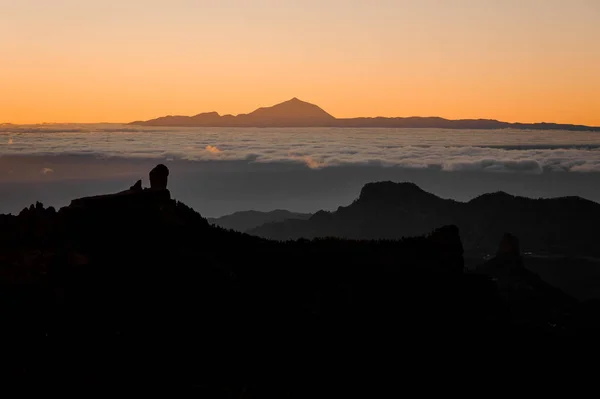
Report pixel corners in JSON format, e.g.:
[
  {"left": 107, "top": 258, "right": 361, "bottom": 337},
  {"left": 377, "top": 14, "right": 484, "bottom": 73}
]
[{"left": 1, "top": 0, "right": 599, "bottom": 125}]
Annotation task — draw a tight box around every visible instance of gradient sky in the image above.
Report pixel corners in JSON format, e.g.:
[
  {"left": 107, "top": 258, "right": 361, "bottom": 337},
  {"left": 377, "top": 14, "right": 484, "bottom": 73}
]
[{"left": 1, "top": 0, "right": 599, "bottom": 125}]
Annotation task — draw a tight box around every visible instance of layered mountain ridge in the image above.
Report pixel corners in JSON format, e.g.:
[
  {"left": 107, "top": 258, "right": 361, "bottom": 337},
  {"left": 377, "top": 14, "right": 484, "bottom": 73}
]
[
  {"left": 249, "top": 181, "right": 600, "bottom": 259},
  {"left": 207, "top": 209, "right": 312, "bottom": 232}
]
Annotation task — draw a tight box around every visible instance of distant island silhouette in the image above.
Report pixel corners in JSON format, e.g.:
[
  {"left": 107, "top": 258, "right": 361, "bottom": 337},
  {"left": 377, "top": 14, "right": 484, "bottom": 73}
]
[{"left": 131, "top": 97, "right": 600, "bottom": 131}]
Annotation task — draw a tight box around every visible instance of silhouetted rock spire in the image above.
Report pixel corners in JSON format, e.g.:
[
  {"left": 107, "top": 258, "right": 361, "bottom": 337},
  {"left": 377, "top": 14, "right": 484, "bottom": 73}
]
[
  {"left": 149, "top": 164, "right": 169, "bottom": 190},
  {"left": 130, "top": 180, "right": 143, "bottom": 191}
]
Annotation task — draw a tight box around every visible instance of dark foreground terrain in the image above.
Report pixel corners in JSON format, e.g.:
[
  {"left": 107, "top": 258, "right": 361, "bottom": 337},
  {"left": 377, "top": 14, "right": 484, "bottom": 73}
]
[{"left": 0, "top": 167, "right": 598, "bottom": 394}]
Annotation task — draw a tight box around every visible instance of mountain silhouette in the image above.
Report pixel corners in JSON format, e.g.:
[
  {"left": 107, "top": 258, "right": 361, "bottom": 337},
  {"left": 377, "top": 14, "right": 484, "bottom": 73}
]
[
  {"left": 248, "top": 181, "right": 600, "bottom": 259},
  {"left": 238, "top": 97, "right": 335, "bottom": 125},
  {"left": 132, "top": 98, "right": 336, "bottom": 127},
  {"left": 2, "top": 164, "right": 599, "bottom": 392},
  {"left": 131, "top": 98, "right": 600, "bottom": 131},
  {"left": 208, "top": 209, "right": 312, "bottom": 232}
]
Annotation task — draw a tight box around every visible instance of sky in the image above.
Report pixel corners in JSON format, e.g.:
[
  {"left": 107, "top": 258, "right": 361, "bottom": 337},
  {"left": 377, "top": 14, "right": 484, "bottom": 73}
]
[{"left": 1, "top": 0, "right": 599, "bottom": 125}]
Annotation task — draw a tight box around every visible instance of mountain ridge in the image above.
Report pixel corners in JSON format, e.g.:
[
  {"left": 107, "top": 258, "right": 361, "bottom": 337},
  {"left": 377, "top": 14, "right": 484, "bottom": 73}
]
[
  {"left": 248, "top": 181, "right": 600, "bottom": 259},
  {"left": 207, "top": 209, "right": 313, "bottom": 232},
  {"left": 131, "top": 98, "right": 600, "bottom": 131}
]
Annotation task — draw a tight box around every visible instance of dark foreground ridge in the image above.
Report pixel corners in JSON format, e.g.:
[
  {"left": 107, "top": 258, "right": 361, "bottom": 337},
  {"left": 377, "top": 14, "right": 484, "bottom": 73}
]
[
  {"left": 0, "top": 166, "right": 597, "bottom": 393},
  {"left": 131, "top": 97, "right": 600, "bottom": 131}
]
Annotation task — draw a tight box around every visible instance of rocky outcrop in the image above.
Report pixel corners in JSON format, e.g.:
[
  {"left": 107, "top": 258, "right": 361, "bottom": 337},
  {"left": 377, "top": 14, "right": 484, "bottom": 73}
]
[
  {"left": 130, "top": 180, "right": 142, "bottom": 191},
  {"left": 357, "top": 181, "right": 445, "bottom": 208},
  {"left": 476, "top": 233, "right": 575, "bottom": 319},
  {"left": 69, "top": 164, "right": 171, "bottom": 210},
  {"left": 149, "top": 164, "right": 169, "bottom": 190},
  {"left": 478, "top": 233, "right": 525, "bottom": 275}
]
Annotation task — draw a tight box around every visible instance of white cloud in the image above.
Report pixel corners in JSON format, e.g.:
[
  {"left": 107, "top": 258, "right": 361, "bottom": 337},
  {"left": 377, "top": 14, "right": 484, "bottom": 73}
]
[{"left": 2, "top": 125, "right": 600, "bottom": 173}]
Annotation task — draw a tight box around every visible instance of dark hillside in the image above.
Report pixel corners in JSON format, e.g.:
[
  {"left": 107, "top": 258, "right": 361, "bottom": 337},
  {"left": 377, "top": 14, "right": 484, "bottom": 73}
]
[{"left": 0, "top": 167, "right": 596, "bottom": 393}]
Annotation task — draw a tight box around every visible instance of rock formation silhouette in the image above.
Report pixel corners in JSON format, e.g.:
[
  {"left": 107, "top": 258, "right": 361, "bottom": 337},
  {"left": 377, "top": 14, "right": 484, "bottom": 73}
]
[
  {"left": 0, "top": 167, "right": 598, "bottom": 393},
  {"left": 149, "top": 163, "right": 169, "bottom": 190},
  {"left": 69, "top": 164, "right": 171, "bottom": 210},
  {"left": 130, "top": 179, "right": 142, "bottom": 191},
  {"left": 476, "top": 233, "right": 576, "bottom": 328}
]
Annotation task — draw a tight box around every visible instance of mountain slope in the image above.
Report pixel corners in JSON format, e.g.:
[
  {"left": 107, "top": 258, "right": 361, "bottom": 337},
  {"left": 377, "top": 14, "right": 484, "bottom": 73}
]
[
  {"left": 132, "top": 98, "right": 335, "bottom": 127},
  {"left": 237, "top": 97, "right": 335, "bottom": 125}
]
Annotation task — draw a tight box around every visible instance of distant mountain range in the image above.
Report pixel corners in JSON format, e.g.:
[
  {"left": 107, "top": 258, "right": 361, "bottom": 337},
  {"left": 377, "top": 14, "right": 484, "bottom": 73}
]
[
  {"left": 210, "top": 186, "right": 600, "bottom": 300},
  {"left": 131, "top": 98, "right": 600, "bottom": 131},
  {"left": 248, "top": 181, "right": 600, "bottom": 259},
  {"left": 208, "top": 210, "right": 312, "bottom": 232}
]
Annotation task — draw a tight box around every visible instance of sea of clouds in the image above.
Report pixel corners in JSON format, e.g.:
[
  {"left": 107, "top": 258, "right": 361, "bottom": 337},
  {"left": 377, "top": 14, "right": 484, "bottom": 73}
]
[{"left": 2, "top": 124, "right": 600, "bottom": 173}]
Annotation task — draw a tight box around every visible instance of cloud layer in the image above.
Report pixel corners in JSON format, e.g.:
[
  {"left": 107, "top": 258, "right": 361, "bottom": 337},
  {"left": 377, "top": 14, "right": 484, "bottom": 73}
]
[{"left": 2, "top": 124, "right": 600, "bottom": 173}]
